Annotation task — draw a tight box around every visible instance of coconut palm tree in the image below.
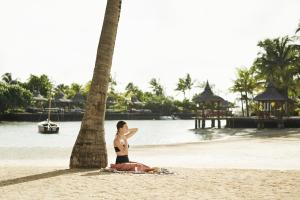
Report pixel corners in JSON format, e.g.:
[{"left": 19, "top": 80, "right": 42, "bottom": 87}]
[
  {"left": 230, "top": 67, "right": 257, "bottom": 117},
  {"left": 175, "top": 73, "right": 193, "bottom": 99},
  {"left": 1, "top": 73, "right": 17, "bottom": 84},
  {"left": 149, "top": 78, "right": 164, "bottom": 96},
  {"left": 70, "top": 0, "right": 122, "bottom": 168},
  {"left": 254, "top": 36, "right": 300, "bottom": 97}
]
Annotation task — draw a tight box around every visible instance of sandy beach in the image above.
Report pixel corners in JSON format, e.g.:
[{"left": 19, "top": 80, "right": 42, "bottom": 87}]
[{"left": 1, "top": 129, "right": 300, "bottom": 199}]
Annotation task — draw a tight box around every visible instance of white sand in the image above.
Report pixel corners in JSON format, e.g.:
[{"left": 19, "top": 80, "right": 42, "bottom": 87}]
[{"left": 1, "top": 128, "right": 300, "bottom": 199}]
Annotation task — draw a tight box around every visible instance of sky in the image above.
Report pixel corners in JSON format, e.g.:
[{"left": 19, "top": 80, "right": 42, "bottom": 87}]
[{"left": 0, "top": 0, "right": 300, "bottom": 103}]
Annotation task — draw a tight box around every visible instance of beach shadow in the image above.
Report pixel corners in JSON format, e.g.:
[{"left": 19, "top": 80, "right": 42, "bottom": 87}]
[
  {"left": 247, "top": 128, "right": 300, "bottom": 138},
  {"left": 190, "top": 128, "right": 244, "bottom": 139},
  {"left": 81, "top": 171, "right": 110, "bottom": 176},
  {"left": 0, "top": 169, "right": 85, "bottom": 187},
  {"left": 190, "top": 127, "right": 300, "bottom": 139},
  {"left": 82, "top": 171, "right": 100, "bottom": 176},
  {"left": 249, "top": 129, "right": 300, "bottom": 139}
]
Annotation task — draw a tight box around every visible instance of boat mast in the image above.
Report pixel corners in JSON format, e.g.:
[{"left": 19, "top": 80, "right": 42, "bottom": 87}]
[{"left": 48, "top": 97, "right": 51, "bottom": 121}]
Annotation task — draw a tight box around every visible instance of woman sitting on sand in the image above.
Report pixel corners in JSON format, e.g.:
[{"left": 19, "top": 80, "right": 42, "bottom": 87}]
[
  {"left": 111, "top": 121, "right": 152, "bottom": 172},
  {"left": 113, "top": 120, "right": 135, "bottom": 164}
]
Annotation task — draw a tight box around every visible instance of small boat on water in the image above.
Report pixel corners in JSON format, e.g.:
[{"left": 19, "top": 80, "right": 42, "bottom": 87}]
[
  {"left": 159, "top": 115, "right": 180, "bottom": 120},
  {"left": 38, "top": 97, "right": 59, "bottom": 134},
  {"left": 38, "top": 119, "right": 59, "bottom": 133},
  {"left": 159, "top": 116, "right": 173, "bottom": 120}
]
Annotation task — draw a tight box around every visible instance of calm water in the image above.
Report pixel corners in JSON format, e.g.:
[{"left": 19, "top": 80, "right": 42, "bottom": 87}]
[{"left": 0, "top": 120, "right": 228, "bottom": 148}]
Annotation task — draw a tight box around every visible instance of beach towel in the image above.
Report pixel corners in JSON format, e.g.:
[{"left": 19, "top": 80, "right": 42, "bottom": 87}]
[
  {"left": 101, "top": 163, "right": 174, "bottom": 175},
  {"left": 110, "top": 162, "right": 151, "bottom": 172}
]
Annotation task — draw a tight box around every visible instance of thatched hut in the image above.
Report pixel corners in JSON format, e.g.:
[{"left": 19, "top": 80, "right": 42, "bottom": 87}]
[
  {"left": 253, "top": 83, "right": 288, "bottom": 128},
  {"left": 53, "top": 92, "right": 72, "bottom": 111},
  {"left": 193, "top": 81, "right": 228, "bottom": 129},
  {"left": 33, "top": 93, "right": 48, "bottom": 102},
  {"left": 254, "top": 83, "right": 288, "bottom": 118},
  {"left": 72, "top": 92, "right": 85, "bottom": 108}
]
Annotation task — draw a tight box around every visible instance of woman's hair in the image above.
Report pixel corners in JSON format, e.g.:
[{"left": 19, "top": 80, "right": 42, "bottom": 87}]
[{"left": 116, "top": 120, "right": 126, "bottom": 131}]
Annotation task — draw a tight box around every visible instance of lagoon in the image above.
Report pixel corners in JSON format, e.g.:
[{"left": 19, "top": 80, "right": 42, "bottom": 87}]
[{"left": 0, "top": 120, "right": 229, "bottom": 148}]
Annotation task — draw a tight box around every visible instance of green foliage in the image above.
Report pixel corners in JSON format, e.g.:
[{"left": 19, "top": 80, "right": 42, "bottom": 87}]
[
  {"left": 54, "top": 84, "right": 70, "bottom": 97},
  {"left": 0, "top": 83, "right": 32, "bottom": 113},
  {"left": 175, "top": 73, "right": 193, "bottom": 99},
  {"left": 149, "top": 78, "right": 164, "bottom": 96},
  {"left": 25, "top": 74, "right": 53, "bottom": 97},
  {"left": 231, "top": 67, "right": 258, "bottom": 95},
  {"left": 1, "top": 73, "right": 18, "bottom": 84},
  {"left": 230, "top": 67, "right": 258, "bottom": 116},
  {"left": 107, "top": 92, "right": 128, "bottom": 111},
  {"left": 125, "top": 82, "right": 144, "bottom": 100},
  {"left": 254, "top": 36, "right": 300, "bottom": 97},
  {"left": 82, "top": 81, "right": 92, "bottom": 98},
  {"left": 69, "top": 83, "right": 83, "bottom": 98},
  {"left": 144, "top": 94, "right": 178, "bottom": 115},
  {"left": 174, "top": 99, "right": 196, "bottom": 113}
]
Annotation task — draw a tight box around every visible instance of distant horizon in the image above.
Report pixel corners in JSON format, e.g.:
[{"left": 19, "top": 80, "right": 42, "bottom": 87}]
[{"left": 1, "top": 0, "right": 300, "bottom": 103}]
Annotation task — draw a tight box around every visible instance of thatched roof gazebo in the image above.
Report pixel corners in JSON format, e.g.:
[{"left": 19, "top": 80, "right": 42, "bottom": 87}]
[
  {"left": 53, "top": 92, "right": 72, "bottom": 111},
  {"left": 254, "top": 83, "right": 288, "bottom": 102},
  {"left": 72, "top": 92, "right": 85, "bottom": 104},
  {"left": 193, "top": 81, "right": 228, "bottom": 129},
  {"left": 54, "top": 92, "right": 72, "bottom": 102},
  {"left": 194, "top": 81, "right": 225, "bottom": 103},
  {"left": 253, "top": 83, "right": 288, "bottom": 128},
  {"left": 71, "top": 92, "right": 86, "bottom": 110},
  {"left": 30, "top": 92, "right": 48, "bottom": 112},
  {"left": 33, "top": 93, "right": 48, "bottom": 102}
]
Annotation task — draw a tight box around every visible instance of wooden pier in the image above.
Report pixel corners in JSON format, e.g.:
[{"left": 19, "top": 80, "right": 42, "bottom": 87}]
[{"left": 194, "top": 117, "right": 230, "bottom": 129}]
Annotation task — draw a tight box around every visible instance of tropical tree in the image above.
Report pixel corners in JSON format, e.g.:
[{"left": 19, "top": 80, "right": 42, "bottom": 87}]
[
  {"left": 1, "top": 73, "right": 18, "bottom": 84},
  {"left": 175, "top": 73, "right": 193, "bottom": 99},
  {"left": 125, "top": 82, "right": 143, "bottom": 99},
  {"left": 25, "top": 74, "right": 53, "bottom": 97},
  {"left": 54, "top": 84, "right": 70, "bottom": 97},
  {"left": 143, "top": 94, "right": 177, "bottom": 115},
  {"left": 70, "top": 0, "right": 122, "bottom": 168},
  {"left": 173, "top": 98, "right": 195, "bottom": 114},
  {"left": 123, "top": 82, "right": 145, "bottom": 110},
  {"left": 230, "top": 67, "right": 257, "bottom": 117},
  {"left": 149, "top": 78, "right": 164, "bottom": 96},
  {"left": 0, "top": 83, "right": 32, "bottom": 113},
  {"left": 254, "top": 36, "right": 300, "bottom": 97},
  {"left": 68, "top": 83, "right": 83, "bottom": 98}
]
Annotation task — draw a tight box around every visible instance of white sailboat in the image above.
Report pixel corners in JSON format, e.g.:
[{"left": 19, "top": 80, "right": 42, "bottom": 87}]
[{"left": 38, "top": 98, "right": 59, "bottom": 134}]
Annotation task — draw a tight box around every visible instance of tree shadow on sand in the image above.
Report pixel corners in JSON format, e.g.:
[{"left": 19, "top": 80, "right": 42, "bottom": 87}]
[
  {"left": 246, "top": 128, "right": 300, "bottom": 139},
  {"left": 190, "top": 128, "right": 300, "bottom": 139},
  {"left": 0, "top": 169, "right": 88, "bottom": 187},
  {"left": 81, "top": 171, "right": 113, "bottom": 176}
]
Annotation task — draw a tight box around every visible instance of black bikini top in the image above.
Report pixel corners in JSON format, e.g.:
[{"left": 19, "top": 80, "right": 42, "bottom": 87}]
[{"left": 114, "top": 144, "right": 129, "bottom": 152}]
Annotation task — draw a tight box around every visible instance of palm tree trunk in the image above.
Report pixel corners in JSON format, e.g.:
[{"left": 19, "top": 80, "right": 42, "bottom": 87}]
[
  {"left": 245, "top": 92, "right": 249, "bottom": 117},
  {"left": 70, "top": 0, "right": 122, "bottom": 169},
  {"left": 240, "top": 92, "right": 244, "bottom": 117},
  {"left": 283, "top": 87, "right": 289, "bottom": 116}
]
